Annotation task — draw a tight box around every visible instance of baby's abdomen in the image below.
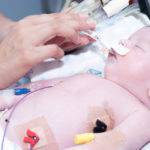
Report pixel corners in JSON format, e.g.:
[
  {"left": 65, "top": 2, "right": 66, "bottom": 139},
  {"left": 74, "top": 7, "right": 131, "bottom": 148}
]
[{"left": 1, "top": 85, "right": 108, "bottom": 149}]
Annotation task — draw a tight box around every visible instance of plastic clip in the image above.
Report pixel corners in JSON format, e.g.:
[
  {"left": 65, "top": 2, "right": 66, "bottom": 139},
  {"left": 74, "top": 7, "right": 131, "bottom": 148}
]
[{"left": 23, "top": 129, "right": 40, "bottom": 148}]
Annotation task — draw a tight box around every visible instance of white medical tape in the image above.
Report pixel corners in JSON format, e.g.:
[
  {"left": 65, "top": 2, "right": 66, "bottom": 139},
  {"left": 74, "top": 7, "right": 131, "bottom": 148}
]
[
  {"left": 103, "top": 0, "right": 129, "bottom": 17},
  {"left": 112, "top": 43, "right": 131, "bottom": 55},
  {"left": 0, "top": 89, "right": 14, "bottom": 106}
]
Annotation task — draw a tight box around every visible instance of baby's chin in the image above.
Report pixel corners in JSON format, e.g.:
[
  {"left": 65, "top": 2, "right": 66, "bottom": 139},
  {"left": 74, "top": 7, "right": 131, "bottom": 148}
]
[
  {"left": 104, "top": 64, "right": 121, "bottom": 86},
  {"left": 104, "top": 56, "right": 119, "bottom": 79},
  {"left": 104, "top": 63, "right": 114, "bottom": 80}
]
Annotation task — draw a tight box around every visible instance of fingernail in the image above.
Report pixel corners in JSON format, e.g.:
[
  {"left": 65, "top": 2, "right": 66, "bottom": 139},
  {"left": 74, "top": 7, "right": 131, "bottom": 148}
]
[{"left": 86, "top": 19, "right": 96, "bottom": 26}]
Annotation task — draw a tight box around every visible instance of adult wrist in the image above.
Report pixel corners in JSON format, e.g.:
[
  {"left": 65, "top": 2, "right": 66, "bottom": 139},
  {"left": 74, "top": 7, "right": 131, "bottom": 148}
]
[{"left": 0, "top": 14, "right": 16, "bottom": 42}]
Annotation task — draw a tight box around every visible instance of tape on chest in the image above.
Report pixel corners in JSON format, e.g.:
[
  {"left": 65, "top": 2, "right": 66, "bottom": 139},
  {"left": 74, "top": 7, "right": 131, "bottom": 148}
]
[{"left": 14, "top": 116, "right": 59, "bottom": 150}]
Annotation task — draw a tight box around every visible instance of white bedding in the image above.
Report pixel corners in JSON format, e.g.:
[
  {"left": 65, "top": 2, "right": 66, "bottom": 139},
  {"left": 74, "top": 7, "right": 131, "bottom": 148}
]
[{"left": 143, "top": 144, "right": 150, "bottom": 150}]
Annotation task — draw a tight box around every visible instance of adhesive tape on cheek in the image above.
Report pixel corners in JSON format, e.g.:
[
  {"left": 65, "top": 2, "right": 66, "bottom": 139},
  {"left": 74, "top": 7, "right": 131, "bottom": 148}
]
[{"left": 112, "top": 44, "right": 130, "bottom": 55}]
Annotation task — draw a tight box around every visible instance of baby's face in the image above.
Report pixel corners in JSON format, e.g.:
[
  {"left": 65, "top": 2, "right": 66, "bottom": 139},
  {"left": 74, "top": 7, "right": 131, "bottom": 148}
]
[{"left": 105, "top": 27, "right": 150, "bottom": 84}]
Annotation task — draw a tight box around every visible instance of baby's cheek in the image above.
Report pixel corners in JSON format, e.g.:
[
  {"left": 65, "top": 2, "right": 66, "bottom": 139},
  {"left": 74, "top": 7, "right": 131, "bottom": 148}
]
[{"left": 129, "top": 63, "right": 146, "bottom": 81}]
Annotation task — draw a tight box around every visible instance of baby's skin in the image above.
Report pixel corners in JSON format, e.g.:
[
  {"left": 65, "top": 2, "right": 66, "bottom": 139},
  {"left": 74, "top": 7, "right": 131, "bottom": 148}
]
[
  {"left": 0, "top": 74, "right": 150, "bottom": 150},
  {"left": 0, "top": 27, "right": 150, "bottom": 150}
]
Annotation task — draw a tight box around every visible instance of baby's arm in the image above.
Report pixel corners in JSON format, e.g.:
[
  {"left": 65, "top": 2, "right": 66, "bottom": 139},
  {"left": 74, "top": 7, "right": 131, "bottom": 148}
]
[
  {"left": 65, "top": 92, "right": 150, "bottom": 150},
  {"left": 66, "top": 109, "right": 150, "bottom": 150},
  {"left": 0, "top": 78, "right": 65, "bottom": 111},
  {"left": 117, "top": 107, "right": 150, "bottom": 149}
]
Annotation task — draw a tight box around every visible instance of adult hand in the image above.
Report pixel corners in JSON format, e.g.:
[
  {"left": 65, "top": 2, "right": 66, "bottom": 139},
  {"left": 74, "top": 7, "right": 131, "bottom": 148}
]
[
  {"left": 0, "top": 14, "right": 15, "bottom": 42},
  {"left": 45, "top": 12, "right": 96, "bottom": 52},
  {"left": 0, "top": 12, "right": 96, "bottom": 89}
]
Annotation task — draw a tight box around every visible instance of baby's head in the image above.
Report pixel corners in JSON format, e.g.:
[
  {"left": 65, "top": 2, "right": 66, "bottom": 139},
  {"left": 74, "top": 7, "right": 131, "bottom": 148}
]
[{"left": 105, "top": 27, "right": 150, "bottom": 107}]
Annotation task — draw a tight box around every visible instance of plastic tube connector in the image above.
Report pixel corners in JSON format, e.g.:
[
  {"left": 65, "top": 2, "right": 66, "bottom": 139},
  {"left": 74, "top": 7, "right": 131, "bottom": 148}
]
[
  {"left": 74, "top": 133, "right": 95, "bottom": 145},
  {"left": 14, "top": 88, "right": 31, "bottom": 95}
]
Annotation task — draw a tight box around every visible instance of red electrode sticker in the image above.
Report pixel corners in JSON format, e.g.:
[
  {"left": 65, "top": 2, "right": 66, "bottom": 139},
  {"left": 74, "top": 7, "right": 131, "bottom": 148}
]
[{"left": 14, "top": 116, "right": 59, "bottom": 150}]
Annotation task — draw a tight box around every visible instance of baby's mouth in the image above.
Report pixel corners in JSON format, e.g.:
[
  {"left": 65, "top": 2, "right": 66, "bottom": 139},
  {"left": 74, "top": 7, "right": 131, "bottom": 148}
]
[{"left": 107, "top": 49, "right": 117, "bottom": 63}]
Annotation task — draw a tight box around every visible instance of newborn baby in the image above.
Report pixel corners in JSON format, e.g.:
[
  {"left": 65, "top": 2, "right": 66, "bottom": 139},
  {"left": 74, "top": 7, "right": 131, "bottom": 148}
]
[{"left": 0, "top": 27, "right": 150, "bottom": 150}]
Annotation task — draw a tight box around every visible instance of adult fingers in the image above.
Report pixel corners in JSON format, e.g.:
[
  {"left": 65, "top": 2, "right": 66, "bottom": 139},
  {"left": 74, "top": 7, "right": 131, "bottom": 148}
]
[
  {"left": 31, "top": 22, "right": 80, "bottom": 45},
  {"left": 61, "top": 35, "right": 95, "bottom": 52},
  {"left": 25, "top": 13, "right": 80, "bottom": 25},
  {"left": 24, "top": 13, "right": 57, "bottom": 25},
  {"left": 28, "top": 12, "right": 96, "bottom": 45},
  {"left": 26, "top": 12, "right": 89, "bottom": 25},
  {"left": 68, "top": 13, "right": 96, "bottom": 31},
  {"left": 46, "top": 36, "right": 66, "bottom": 46},
  {"left": 33, "top": 44, "right": 64, "bottom": 63},
  {"left": 31, "top": 19, "right": 96, "bottom": 45},
  {"left": 61, "top": 37, "right": 90, "bottom": 51}
]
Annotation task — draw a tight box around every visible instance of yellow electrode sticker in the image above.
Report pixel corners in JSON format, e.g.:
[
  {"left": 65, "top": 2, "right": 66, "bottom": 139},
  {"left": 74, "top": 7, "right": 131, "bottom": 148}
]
[{"left": 74, "top": 133, "right": 95, "bottom": 145}]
